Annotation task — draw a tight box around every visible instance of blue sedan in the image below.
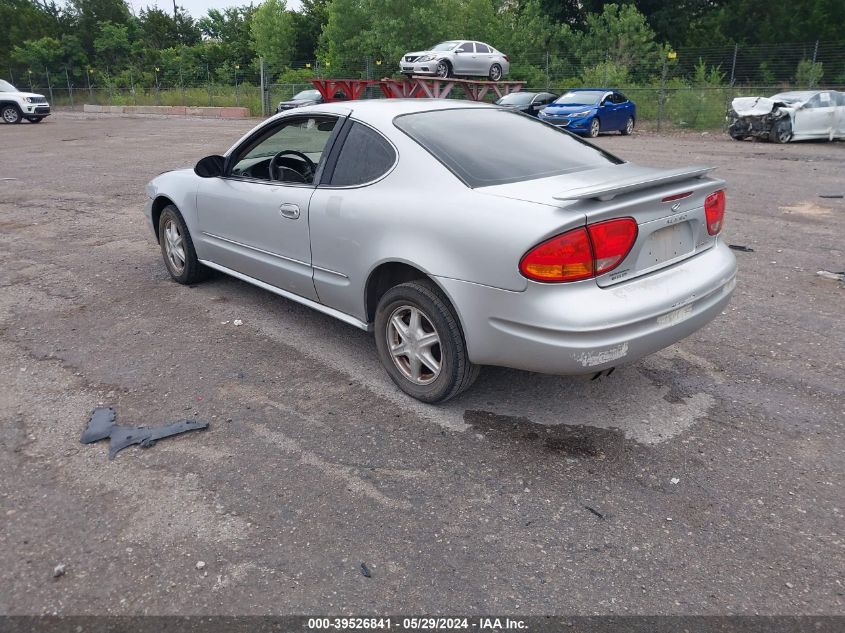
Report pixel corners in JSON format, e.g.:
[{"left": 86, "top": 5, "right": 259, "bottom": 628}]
[{"left": 539, "top": 89, "right": 636, "bottom": 137}]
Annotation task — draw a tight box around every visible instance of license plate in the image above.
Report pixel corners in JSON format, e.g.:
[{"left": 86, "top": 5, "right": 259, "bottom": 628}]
[{"left": 641, "top": 222, "right": 694, "bottom": 266}]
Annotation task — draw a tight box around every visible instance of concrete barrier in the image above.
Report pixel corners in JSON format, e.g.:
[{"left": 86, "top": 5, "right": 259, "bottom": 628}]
[{"left": 83, "top": 104, "right": 250, "bottom": 118}]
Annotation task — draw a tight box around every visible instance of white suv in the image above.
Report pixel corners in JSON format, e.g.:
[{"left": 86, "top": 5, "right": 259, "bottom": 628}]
[{"left": 0, "top": 79, "right": 51, "bottom": 124}]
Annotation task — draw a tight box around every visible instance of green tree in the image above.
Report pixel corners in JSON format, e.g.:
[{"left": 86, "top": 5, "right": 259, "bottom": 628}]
[
  {"left": 69, "top": 0, "right": 131, "bottom": 58},
  {"left": 93, "top": 20, "right": 130, "bottom": 69},
  {"left": 251, "top": 0, "right": 295, "bottom": 73},
  {"left": 11, "top": 36, "right": 63, "bottom": 70},
  {"left": 199, "top": 5, "right": 257, "bottom": 68},
  {"left": 575, "top": 4, "right": 662, "bottom": 79}
]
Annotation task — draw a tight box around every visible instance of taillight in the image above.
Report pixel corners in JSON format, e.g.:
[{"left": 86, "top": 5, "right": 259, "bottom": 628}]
[
  {"left": 503, "top": 55, "right": 510, "bottom": 62},
  {"left": 519, "top": 218, "right": 637, "bottom": 283},
  {"left": 588, "top": 218, "right": 638, "bottom": 275},
  {"left": 704, "top": 190, "right": 725, "bottom": 235},
  {"left": 519, "top": 227, "right": 593, "bottom": 282}
]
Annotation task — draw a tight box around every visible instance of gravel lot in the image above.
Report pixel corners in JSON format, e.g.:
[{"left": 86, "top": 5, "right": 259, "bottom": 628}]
[{"left": 1, "top": 112, "right": 843, "bottom": 615}]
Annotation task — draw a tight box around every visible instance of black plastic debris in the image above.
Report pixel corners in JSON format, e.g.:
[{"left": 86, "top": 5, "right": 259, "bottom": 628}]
[
  {"left": 818, "top": 193, "right": 844, "bottom": 199},
  {"left": 81, "top": 407, "right": 209, "bottom": 460},
  {"left": 360, "top": 562, "right": 372, "bottom": 578},
  {"left": 728, "top": 244, "right": 755, "bottom": 252},
  {"left": 584, "top": 506, "right": 605, "bottom": 520}
]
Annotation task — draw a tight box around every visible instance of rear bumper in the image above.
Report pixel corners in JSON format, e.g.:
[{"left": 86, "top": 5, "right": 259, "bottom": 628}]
[{"left": 436, "top": 241, "right": 737, "bottom": 375}]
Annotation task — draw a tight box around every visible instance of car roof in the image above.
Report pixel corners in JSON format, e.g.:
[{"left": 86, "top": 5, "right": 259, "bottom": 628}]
[
  {"left": 771, "top": 90, "right": 826, "bottom": 100},
  {"left": 272, "top": 98, "right": 497, "bottom": 126}
]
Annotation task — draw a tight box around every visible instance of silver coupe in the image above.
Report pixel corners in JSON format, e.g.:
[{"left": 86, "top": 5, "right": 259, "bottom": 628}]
[{"left": 144, "top": 100, "right": 736, "bottom": 403}]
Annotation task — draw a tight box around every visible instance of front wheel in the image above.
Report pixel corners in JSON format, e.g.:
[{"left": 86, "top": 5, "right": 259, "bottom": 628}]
[
  {"left": 374, "top": 280, "right": 479, "bottom": 403},
  {"left": 2, "top": 104, "right": 22, "bottom": 124},
  {"left": 621, "top": 116, "right": 634, "bottom": 135},
  {"left": 488, "top": 64, "right": 503, "bottom": 82},
  {"left": 158, "top": 205, "right": 209, "bottom": 284},
  {"left": 588, "top": 117, "right": 600, "bottom": 138},
  {"left": 770, "top": 119, "right": 792, "bottom": 144},
  {"left": 435, "top": 60, "right": 451, "bottom": 79}
]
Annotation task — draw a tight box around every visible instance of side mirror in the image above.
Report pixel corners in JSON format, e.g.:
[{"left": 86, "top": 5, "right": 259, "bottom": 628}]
[{"left": 194, "top": 154, "right": 225, "bottom": 178}]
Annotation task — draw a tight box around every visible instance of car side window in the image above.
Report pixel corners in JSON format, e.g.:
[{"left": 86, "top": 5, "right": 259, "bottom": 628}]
[
  {"left": 475, "top": 43, "right": 490, "bottom": 53},
  {"left": 230, "top": 117, "right": 338, "bottom": 183},
  {"left": 614, "top": 93, "right": 627, "bottom": 103},
  {"left": 804, "top": 94, "right": 822, "bottom": 109},
  {"left": 328, "top": 122, "right": 396, "bottom": 187},
  {"left": 456, "top": 42, "right": 474, "bottom": 53}
]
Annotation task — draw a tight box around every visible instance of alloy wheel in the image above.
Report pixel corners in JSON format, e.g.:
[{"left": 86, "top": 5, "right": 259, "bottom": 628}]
[
  {"left": 163, "top": 218, "right": 186, "bottom": 274},
  {"left": 386, "top": 305, "right": 442, "bottom": 385},
  {"left": 625, "top": 117, "right": 634, "bottom": 134},
  {"left": 436, "top": 61, "right": 449, "bottom": 78},
  {"left": 489, "top": 64, "right": 502, "bottom": 81},
  {"left": 589, "top": 118, "right": 600, "bottom": 137},
  {"left": 2, "top": 106, "right": 20, "bottom": 124}
]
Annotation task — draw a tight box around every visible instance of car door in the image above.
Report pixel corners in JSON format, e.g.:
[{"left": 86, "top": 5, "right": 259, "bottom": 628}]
[
  {"left": 597, "top": 92, "right": 616, "bottom": 130},
  {"left": 452, "top": 42, "right": 474, "bottom": 75},
  {"left": 195, "top": 114, "right": 344, "bottom": 300},
  {"left": 793, "top": 92, "right": 836, "bottom": 138},
  {"left": 836, "top": 92, "right": 845, "bottom": 137},
  {"left": 474, "top": 42, "right": 493, "bottom": 76}
]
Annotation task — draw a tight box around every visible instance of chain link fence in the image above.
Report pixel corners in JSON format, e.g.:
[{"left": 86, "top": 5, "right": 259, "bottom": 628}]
[{"left": 8, "top": 40, "right": 844, "bottom": 128}]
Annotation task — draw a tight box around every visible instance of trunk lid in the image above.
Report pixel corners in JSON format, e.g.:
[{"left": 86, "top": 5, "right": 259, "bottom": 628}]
[{"left": 478, "top": 163, "right": 726, "bottom": 287}]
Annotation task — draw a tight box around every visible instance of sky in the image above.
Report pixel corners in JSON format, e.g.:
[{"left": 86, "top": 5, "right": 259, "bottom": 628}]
[{"left": 129, "top": 0, "right": 302, "bottom": 19}]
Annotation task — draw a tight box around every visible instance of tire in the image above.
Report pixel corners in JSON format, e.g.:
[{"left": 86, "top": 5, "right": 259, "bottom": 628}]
[
  {"left": 26, "top": 116, "right": 44, "bottom": 123},
  {"left": 621, "top": 116, "right": 634, "bottom": 135},
  {"left": 588, "top": 117, "right": 600, "bottom": 138},
  {"left": 2, "top": 104, "right": 22, "bottom": 124},
  {"left": 374, "top": 280, "right": 479, "bottom": 403},
  {"left": 434, "top": 60, "right": 451, "bottom": 79},
  {"left": 488, "top": 64, "right": 503, "bottom": 82},
  {"left": 158, "top": 204, "right": 208, "bottom": 284},
  {"left": 729, "top": 133, "right": 748, "bottom": 141},
  {"left": 769, "top": 119, "right": 792, "bottom": 144}
]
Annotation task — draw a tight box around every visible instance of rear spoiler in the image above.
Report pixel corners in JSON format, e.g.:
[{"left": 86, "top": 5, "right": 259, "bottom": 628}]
[{"left": 553, "top": 165, "right": 716, "bottom": 202}]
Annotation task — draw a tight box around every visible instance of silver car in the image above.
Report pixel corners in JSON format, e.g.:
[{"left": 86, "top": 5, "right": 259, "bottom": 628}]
[
  {"left": 400, "top": 40, "right": 510, "bottom": 81},
  {"left": 144, "top": 100, "right": 736, "bottom": 403}
]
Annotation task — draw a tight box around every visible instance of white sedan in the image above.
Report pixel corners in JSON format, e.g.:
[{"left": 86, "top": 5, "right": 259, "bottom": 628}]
[{"left": 728, "top": 90, "right": 845, "bottom": 143}]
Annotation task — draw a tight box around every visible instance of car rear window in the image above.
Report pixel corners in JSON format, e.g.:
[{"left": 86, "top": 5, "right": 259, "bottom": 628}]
[
  {"left": 329, "top": 121, "right": 396, "bottom": 186},
  {"left": 394, "top": 108, "right": 623, "bottom": 187}
]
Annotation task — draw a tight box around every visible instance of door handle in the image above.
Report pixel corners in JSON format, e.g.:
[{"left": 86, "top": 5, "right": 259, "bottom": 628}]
[{"left": 279, "top": 203, "right": 300, "bottom": 219}]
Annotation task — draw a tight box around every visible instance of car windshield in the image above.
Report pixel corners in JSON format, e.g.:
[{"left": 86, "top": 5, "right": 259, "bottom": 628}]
[
  {"left": 292, "top": 89, "right": 321, "bottom": 101},
  {"left": 771, "top": 92, "right": 813, "bottom": 104},
  {"left": 430, "top": 42, "right": 459, "bottom": 51},
  {"left": 0, "top": 79, "right": 17, "bottom": 92},
  {"left": 554, "top": 91, "right": 603, "bottom": 105},
  {"left": 395, "top": 108, "right": 623, "bottom": 188},
  {"left": 497, "top": 93, "right": 535, "bottom": 106}
]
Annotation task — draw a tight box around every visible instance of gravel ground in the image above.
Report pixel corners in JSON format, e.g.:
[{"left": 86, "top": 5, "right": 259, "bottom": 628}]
[{"left": 0, "top": 112, "right": 843, "bottom": 615}]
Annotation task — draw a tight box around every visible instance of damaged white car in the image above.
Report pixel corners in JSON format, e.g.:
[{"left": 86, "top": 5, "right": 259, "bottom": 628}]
[{"left": 727, "top": 90, "right": 845, "bottom": 143}]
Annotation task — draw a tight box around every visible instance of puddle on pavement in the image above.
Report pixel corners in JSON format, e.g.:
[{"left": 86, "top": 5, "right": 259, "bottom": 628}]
[{"left": 463, "top": 409, "right": 626, "bottom": 459}]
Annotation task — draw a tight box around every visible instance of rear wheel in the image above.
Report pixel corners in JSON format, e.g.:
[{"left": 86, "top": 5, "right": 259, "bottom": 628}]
[
  {"left": 621, "top": 116, "right": 634, "bottom": 135},
  {"left": 488, "top": 64, "right": 503, "bottom": 82},
  {"left": 374, "top": 280, "right": 479, "bottom": 403},
  {"left": 588, "top": 117, "right": 600, "bottom": 138},
  {"left": 158, "top": 205, "right": 209, "bottom": 284},
  {"left": 2, "top": 104, "right": 22, "bottom": 124},
  {"left": 435, "top": 60, "right": 451, "bottom": 79}
]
